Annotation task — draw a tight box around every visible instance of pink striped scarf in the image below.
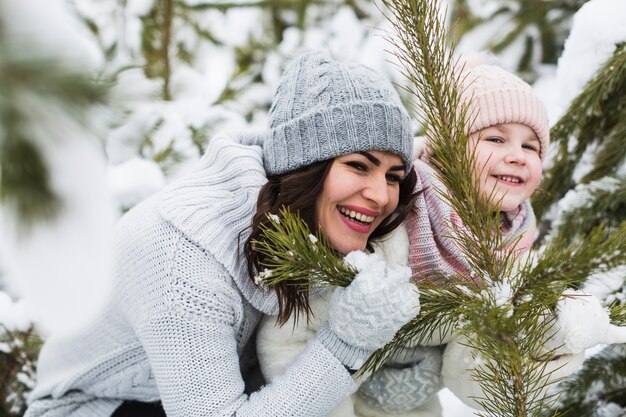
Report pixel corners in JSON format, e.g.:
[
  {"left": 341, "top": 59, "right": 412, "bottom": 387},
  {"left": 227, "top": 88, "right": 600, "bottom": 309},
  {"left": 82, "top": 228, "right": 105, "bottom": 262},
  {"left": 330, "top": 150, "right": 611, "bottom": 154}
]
[{"left": 407, "top": 158, "right": 537, "bottom": 285}]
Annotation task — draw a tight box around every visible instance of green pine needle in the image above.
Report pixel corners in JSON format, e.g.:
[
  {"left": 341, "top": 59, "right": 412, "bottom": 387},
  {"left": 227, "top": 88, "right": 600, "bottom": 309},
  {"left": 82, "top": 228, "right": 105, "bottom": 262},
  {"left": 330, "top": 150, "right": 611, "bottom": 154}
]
[{"left": 252, "top": 207, "right": 356, "bottom": 289}]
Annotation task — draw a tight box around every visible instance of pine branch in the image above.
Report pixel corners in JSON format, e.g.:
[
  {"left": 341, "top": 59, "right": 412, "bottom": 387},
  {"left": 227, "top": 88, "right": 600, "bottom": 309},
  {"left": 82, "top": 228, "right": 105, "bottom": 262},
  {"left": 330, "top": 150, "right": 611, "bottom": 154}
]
[
  {"left": 516, "top": 221, "right": 626, "bottom": 310},
  {"left": 252, "top": 207, "right": 356, "bottom": 289},
  {"left": 379, "top": 0, "right": 507, "bottom": 283},
  {"left": 533, "top": 43, "right": 626, "bottom": 221},
  {"left": 253, "top": 207, "right": 473, "bottom": 376},
  {"left": 544, "top": 176, "right": 626, "bottom": 244},
  {"left": 0, "top": 325, "right": 42, "bottom": 417},
  {"left": 0, "top": 38, "right": 108, "bottom": 228},
  {"left": 546, "top": 344, "right": 626, "bottom": 416}
]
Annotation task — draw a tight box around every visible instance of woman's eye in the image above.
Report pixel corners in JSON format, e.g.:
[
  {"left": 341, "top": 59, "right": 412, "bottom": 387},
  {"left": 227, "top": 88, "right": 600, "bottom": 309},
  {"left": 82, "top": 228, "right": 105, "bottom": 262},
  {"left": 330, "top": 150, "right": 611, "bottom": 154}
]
[
  {"left": 386, "top": 173, "right": 401, "bottom": 184},
  {"left": 347, "top": 161, "right": 367, "bottom": 171}
]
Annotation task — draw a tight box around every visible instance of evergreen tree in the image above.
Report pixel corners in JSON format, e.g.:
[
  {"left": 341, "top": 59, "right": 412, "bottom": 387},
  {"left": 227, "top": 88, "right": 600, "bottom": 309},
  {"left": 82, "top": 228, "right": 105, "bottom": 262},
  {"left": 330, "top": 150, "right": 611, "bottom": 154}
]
[
  {"left": 74, "top": 0, "right": 394, "bottom": 195},
  {"left": 538, "top": 35, "right": 626, "bottom": 417},
  {"left": 0, "top": 0, "right": 108, "bottom": 414},
  {"left": 449, "top": 0, "right": 590, "bottom": 80}
]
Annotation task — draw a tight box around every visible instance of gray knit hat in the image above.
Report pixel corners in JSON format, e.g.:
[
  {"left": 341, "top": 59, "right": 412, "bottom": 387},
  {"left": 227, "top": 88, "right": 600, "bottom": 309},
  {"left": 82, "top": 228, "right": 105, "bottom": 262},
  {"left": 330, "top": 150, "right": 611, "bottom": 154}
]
[{"left": 249, "top": 52, "right": 413, "bottom": 175}]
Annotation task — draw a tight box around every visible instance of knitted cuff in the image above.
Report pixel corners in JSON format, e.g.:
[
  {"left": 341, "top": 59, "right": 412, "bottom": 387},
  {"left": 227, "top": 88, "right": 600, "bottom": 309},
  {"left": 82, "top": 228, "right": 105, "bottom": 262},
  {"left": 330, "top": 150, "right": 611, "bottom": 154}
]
[
  {"left": 356, "top": 357, "right": 443, "bottom": 412},
  {"left": 317, "top": 323, "right": 372, "bottom": 370},
  {"left": 354, "top": 394, "right": 443, "bottom": 417}
]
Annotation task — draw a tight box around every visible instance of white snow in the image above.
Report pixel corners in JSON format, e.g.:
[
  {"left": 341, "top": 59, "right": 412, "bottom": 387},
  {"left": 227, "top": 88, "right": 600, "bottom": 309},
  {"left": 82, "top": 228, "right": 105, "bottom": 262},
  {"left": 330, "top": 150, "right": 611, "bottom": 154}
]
[
  {"left": 556, "top": 0, "right": 626, "bottom": 112},
  {"left": 0, "top": 130, "right": 115, "bottom": 335},
  {"left": 0, "top": 292, "right": 32, "bottom": 332},
  {"left": 0, "top": 0, "right": 103, "bottom": 69},
  {"left": 106, "top": 157, "right": 166, "bottom": 212},
  {"left": 546, "top": 176, "right": 622, "bottom": 241}
]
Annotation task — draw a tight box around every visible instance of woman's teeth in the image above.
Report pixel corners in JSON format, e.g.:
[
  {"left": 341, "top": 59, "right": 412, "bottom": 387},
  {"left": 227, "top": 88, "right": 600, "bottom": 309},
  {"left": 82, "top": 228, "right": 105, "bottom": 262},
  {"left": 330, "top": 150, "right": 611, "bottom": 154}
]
[
  {"left": 497, "top": 175, "right": 521, "bottom": 183},
  {"left": 338, "top": 207, "right": 375, "bottom": 224}
]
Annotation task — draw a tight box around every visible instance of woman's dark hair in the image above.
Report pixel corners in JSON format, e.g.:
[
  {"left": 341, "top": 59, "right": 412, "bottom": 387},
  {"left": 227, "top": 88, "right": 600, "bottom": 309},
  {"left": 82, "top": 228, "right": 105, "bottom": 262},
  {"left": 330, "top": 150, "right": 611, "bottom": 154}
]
[{"left": 244, "top": 159, "right": 419, "bottom": 325}]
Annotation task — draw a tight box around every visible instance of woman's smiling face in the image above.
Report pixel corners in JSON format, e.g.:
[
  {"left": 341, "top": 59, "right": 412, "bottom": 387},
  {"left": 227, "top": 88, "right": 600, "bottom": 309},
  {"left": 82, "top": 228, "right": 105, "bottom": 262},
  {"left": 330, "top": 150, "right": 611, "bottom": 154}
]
[{"left": 315, "top": 150, "right": 406, "bottom": 255}]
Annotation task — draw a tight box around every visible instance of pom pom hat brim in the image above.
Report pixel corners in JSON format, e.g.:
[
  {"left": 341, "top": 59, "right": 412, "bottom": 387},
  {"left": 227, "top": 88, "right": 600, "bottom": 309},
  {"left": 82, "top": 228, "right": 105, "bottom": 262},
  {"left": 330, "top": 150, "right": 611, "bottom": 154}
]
[{"left": 245, "top": 52, "right": 414, "bottom": 176}]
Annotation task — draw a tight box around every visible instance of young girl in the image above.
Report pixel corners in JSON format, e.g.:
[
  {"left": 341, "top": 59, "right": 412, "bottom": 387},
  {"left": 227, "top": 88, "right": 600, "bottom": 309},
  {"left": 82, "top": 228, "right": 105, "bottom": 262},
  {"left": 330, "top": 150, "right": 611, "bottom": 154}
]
[
  {"left": 256, "top": 57, "right": 586, "bottom": 416},
  {"left": 25, "top": 51, "right": 422, "bottom": 417}
]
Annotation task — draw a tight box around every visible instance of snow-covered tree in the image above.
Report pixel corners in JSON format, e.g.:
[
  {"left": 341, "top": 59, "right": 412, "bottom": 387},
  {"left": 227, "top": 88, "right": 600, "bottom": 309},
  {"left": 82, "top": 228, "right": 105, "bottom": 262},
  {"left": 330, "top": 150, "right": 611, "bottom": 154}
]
[
  {"left": 535, "top": 0, "right": 626, "bottom": 414},
  {"left": 449, "top": 0, "right": 590, "bottom": 80}
]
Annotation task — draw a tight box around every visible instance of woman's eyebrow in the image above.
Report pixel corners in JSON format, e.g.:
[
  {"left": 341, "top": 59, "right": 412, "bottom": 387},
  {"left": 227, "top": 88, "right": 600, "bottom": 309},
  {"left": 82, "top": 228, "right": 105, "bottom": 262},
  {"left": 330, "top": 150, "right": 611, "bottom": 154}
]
[
  {"left": 357, "top": 151, "right": 405, "bottom": 171},
  {"left": 358, "top": 151, "right": 380, "bottom": 165}
]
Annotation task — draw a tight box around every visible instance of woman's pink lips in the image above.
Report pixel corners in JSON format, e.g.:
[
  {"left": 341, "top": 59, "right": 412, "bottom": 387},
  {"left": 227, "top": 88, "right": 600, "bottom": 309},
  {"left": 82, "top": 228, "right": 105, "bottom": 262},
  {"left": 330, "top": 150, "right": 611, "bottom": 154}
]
[
  {"left": 337, "top": 207, "right": 373, "bottom": 233},
  {"left": 340, "top": 204, "right": 380, "bottom": 217}
]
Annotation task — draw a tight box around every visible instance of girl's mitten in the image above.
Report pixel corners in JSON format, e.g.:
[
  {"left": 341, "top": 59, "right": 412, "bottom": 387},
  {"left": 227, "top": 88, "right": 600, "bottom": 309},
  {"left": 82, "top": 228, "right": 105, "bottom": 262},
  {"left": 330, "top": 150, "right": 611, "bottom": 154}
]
[{"left": 543, "top": 289, "right": 626, "bottom": 355}]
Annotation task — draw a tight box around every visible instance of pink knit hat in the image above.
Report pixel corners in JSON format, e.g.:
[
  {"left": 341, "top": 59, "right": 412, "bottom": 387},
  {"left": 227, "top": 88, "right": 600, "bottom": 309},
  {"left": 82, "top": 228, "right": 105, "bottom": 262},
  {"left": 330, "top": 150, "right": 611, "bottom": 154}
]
[{"left": 459, "top": 58, "right": 550, "bottom": 159}]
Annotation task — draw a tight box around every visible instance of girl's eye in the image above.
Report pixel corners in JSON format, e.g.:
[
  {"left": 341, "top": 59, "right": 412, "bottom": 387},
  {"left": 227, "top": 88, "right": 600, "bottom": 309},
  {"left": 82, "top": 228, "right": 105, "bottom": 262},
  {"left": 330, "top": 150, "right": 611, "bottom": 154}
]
[
  {"left": 522, "top": 144, "right": 539, "bottom": 152},
  {"left": 346, "top": 161, "right": 368, "bottom": 171},
  {"left": 386, "top": 173, "right": 401, "bottom": 184},
  {"left": 486, "top": 136, "right": 504, "bottom": 143}
]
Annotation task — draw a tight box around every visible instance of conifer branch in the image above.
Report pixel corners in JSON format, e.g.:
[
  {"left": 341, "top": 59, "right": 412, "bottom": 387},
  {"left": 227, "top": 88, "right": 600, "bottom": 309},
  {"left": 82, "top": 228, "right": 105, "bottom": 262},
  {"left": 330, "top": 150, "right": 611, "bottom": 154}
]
[
  {"left": 533, "top": 43, "right": 626, "bottom": 221},
  {"left": 544, "top": 177, "right": 626, "bottom": 244},
  {"left": 0, "top": 39, "right": 108, "bottom": 228},
  {"left": 546, "top": 344, "right": 626, "bottom": 416},
  {"left": 0, "top": 325, "right": 42, "bottom": 417},
  {"left": 252, "top": 207, "right": 356, "bottom": 289},
  {"left": 379, "top": 0, "right": 508, "bottom": 284}
]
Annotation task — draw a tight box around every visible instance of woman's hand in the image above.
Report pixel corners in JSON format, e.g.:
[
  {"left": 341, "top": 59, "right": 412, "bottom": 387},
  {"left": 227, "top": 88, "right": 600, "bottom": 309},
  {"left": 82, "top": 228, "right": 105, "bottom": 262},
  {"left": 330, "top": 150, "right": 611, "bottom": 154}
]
[{"left": 317, "top": 251, "right": 420, "bottom": 369}]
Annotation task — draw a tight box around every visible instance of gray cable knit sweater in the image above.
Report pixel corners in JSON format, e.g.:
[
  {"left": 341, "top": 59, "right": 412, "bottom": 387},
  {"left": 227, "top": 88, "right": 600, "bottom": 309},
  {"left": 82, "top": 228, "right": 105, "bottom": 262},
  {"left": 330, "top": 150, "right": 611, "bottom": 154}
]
[{"left": 25, "top": 135, "right": 357, "bottom": 417}]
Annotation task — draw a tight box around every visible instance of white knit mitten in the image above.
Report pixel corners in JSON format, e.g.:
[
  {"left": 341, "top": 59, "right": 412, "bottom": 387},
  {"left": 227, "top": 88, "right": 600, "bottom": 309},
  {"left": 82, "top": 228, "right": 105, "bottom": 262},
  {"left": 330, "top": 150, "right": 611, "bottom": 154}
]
[
  {"left": 543, "top": 289, "right": 626, "bottom": 355},
  {"left": 318, "top": 251, "right": 420, "bottom": 370},
  {"left": 356, "top": 346, "right": 443, "bottom": 413},
  {"left": 441, "top": 334, "right": 585, "bottom": 411}
]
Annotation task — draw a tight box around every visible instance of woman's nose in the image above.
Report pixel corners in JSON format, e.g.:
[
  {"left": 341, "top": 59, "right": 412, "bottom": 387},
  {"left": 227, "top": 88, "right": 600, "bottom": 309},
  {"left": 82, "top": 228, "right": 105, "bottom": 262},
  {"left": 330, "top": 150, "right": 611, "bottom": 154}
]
[{"left": 363, "top": 175, "right": 390, "bottom": 207}]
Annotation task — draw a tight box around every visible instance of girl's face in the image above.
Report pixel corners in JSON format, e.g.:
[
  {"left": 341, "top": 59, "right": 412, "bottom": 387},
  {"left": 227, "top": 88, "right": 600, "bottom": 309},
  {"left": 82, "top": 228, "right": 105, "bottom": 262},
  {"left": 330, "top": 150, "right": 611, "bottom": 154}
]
[
  {"left": 470, "top": 123, "right": 543, "bottom": 212},
  {"left": 315, "top": 150, "right": 406, "bottom": 255}
]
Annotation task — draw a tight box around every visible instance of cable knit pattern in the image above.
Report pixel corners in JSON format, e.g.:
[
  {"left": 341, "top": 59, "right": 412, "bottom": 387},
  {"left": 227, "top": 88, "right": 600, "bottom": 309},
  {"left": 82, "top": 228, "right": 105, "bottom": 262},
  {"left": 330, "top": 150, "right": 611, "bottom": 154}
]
[
  {"left": 26, "top": 136, "right": 358, "bottom": 417},
  {"left": 406, "top": 158, "right": 537, "bottom": 285},
  {"left": 319, "top": 252, "right": 420, "bottom": 369},
  {"left": 356, "top": 347, "right": 443, "bottom": 413},
  {"left": 242, "top": 51, "right": 413, "bottom": 175}
]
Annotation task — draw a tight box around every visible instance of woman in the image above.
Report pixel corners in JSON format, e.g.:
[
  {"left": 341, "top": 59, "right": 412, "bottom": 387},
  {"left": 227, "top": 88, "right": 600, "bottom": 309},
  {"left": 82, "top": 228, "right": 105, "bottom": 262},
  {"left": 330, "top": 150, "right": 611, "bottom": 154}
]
[{"left": 25, "top": 51, "right": 421, "bottom": 417}]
